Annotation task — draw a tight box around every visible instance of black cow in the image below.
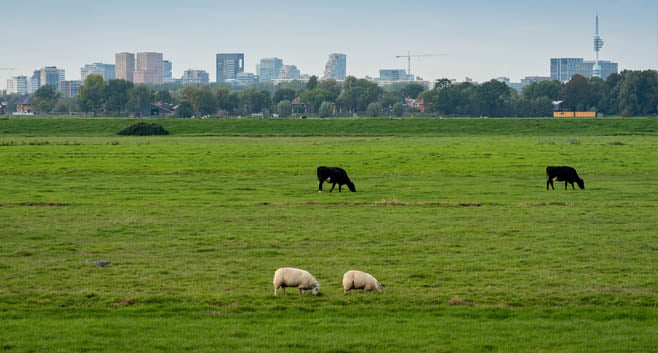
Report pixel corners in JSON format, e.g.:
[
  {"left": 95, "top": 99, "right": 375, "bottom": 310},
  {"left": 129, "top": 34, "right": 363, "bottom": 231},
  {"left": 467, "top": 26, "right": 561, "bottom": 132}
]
[
  {"left": 546, "top": 166, "right": 585, "bottom": 190},
  {"left": 317, "top": 166, "right": 356, "bottom": 192}
]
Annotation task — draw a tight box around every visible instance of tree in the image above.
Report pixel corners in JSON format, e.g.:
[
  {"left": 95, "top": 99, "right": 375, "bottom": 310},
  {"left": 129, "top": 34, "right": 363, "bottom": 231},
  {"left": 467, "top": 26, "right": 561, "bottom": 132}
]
[
  {"left": 78, "top": 74, "right": 107, "bottom": 116},
  {"left": 154, "top": 90, "right": 173, "bottom": 104},
  {"left": 319, "top": 101, "right": 333, "bottom": 117},
  {"left": 300, "top": 88, "right": 331, "bottom": 113},
  {"left": 400, "top": 82, "right": 426, "bottom": 99},
  {"left": 473, "top": 80, "right": 513, "bottom": 117},
  {"left": 239, "top": 89, "right": 271, "bottom": 114},
  {"left": 126, "top": 85, "right": 152, "bottom": 116},
  {"left": 276, "top": 100, "right": 292, "bottom": 117},
  {"left": 306, "top": 75, "right": 318, "bottom": 90},
  {"left": 104, "top": 79, "right": 133, "bottom": 115},
  {"left": 193, "top": 86, "right": 218, "bottom": 116},
  {"left": 522, "top": 80, "right": 561, "bottom": 101},
  {"left": 392, "top": 102, "right": 404, "bottom": 117},
  {"left": 366, "top": 102, "right": 381, "bottom": 117},
  {"left": 176, "top": 101, "right": 194, "bottom": 118},
  {"left": 216, "top": 88, "right": 239, "bottom": 113},
  {"left": 618, "top": 70, "right": 658, "bottom": 116},
  {"left": 273, "top": 88, "right": 296, "bottom": 104},
  {"left": 32, "top": 85, "right": 60, "bottom": 113},
  {"left": 433, "top": 78, "right": 452, "bottom": 91},
  {"left": 561, "top": 75, "right": 592, "bottom": 111}
]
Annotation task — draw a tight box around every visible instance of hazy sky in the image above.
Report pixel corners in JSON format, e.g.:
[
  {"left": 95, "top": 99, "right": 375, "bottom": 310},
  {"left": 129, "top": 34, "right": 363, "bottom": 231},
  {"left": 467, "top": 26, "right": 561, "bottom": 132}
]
[{"left": 2, "top": 0, "right": 657, "bottom": 87}]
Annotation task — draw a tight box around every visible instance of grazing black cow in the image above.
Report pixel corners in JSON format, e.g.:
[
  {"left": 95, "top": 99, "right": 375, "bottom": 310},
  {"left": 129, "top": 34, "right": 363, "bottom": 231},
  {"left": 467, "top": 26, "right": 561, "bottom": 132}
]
[
  {"left": 317, "top": 166, "right": 356, "bottom": 192},
  {"left": 546, "top": 166, "right": 585, "bottom": 190}
]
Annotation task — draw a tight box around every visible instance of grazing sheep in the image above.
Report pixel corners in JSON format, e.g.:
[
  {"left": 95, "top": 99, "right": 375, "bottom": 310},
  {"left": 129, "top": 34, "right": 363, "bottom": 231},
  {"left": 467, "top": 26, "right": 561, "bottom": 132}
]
[
  {"left": 273, "top": 267, "right": 320, "bottom": 296},
  {"left": 342, "top": 270, "right": 382, "bottom": 293}
]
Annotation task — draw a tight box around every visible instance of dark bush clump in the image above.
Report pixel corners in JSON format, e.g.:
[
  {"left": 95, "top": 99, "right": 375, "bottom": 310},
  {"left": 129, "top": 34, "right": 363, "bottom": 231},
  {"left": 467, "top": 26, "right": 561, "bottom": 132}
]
[{"left": 118, "top": 122, "right": 169, "bottom": 136}]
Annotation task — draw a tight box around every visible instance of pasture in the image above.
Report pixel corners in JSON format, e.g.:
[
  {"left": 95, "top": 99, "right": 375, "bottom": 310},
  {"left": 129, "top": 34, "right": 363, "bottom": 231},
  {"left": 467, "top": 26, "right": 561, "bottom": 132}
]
[{"left": 0, "top": 117, "right": 656, "bottom": 352}]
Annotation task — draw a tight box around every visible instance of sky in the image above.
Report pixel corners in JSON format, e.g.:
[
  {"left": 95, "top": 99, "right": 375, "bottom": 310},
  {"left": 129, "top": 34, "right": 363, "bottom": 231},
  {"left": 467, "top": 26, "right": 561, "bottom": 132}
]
[{"left": 2, "top": 0, "right": 657, "bottom": 88}]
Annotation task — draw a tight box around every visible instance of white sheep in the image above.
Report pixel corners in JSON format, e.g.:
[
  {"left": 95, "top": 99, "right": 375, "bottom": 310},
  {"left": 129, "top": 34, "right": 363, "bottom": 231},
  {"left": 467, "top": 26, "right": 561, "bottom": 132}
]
[
  {"left": 273, "top": 267, "right": 320, "bottom": 296},
  {"left": 342, "top": 270, "right": 383, "bottom": 293}
]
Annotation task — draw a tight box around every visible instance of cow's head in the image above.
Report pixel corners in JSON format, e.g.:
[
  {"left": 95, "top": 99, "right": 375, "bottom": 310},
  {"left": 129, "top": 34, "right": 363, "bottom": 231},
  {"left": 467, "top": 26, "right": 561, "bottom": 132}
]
[
  {"left": 576, "top": 178, "right": 585, "bottom": 189},
  {"left": 347, "top": 182, "right": 356, "bottom": 192}
]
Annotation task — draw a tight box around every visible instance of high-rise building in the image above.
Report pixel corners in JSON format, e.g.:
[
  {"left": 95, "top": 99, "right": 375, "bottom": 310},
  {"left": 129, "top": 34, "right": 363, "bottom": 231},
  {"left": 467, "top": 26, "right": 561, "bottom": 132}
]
[
  {"left": 323, "top": 53, "right": 346, "bottom": 80},
  {"left": 40, "top": 66, "right": 63, "bottom": 90},
  {"left": 115, "top": 52, "right": 135, "bottom": 82},
  {"left": 133, "top": 52, "right": 163, "bottom": 85},
  {"left": 216, "top": 53, "right": 244, "bottom": 82},
  {"left": 236, "top": 72, "right": 258, "bottom": 86},
  {"left": 181, "top": 69, "right": 210, "bottom": 85},
  {"left": 378, "top": 69, "right": 411, "bottom": 82},
  {"left": 279, "top": 65, "right": 300, "bottom": 80},
  {"left": 29, "top": 70, "right": 40, "bottom": 93},
  {"left": 163, "top": 60, "right": 173, "bottom": 81},
  {"left": 551, "top": 58, "right": 617, "bottom": 81},
  {"left": 81, "top": 63, "right": 116, "bottom": 81},
  {"left": 60, "top": 80, "right": 83, "bottom": 97},
  {"left": 575, "top": 60, "right": 618, "bottom": 79},
  {"left": 6, "top": 76, "right": 28, "bottom": 94},
  {"left": 550, "top": 58, "right": 584, "bottom": 82},
  {"left": 256, "top": 57, "right": 283, "bottom": 82}
]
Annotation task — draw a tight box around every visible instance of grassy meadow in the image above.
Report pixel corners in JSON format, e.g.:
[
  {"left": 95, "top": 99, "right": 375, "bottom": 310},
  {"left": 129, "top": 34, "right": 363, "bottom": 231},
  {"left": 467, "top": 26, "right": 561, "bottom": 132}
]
[{"left": 0, "top": 117, "right": 656, "bottom": 352}]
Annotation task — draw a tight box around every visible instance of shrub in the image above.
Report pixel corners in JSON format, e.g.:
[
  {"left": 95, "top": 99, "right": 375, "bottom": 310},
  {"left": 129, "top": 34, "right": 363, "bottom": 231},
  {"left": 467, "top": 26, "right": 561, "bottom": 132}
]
[
  {"left": 392, "top": 102, "right": 404, "bottom": 117},
  {"left": 118, "top": 122, "right": 169, "bottom": 136},
  {"left": 366, "top": 102, "right": 381, "bottom": 117}
]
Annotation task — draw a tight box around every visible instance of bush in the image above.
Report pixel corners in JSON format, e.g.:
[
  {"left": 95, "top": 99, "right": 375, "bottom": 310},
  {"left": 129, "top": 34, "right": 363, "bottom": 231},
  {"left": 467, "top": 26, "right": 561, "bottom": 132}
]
[
  {"left": 366, "top": 102, "right": 381, "bottom": 117},
  {"left": 392, "top": 102, "right": 404, "bottom": 117},
  {"left": 319, "top": 101, "right": 333, "bottom": 117},
  {"left": 118, "top": 122, "right": 170, "bottom": 136}
]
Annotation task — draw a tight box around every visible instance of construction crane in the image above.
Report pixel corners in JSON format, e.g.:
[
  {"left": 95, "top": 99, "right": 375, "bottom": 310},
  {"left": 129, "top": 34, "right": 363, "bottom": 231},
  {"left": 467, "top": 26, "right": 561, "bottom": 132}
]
[{"left": 395, "top": 52, "right": 447, "bottom": 76}]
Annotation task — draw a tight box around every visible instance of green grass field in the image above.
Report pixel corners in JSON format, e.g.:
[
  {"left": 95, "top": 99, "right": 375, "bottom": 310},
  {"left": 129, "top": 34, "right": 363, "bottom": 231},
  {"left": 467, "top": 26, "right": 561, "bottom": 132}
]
[{"left": 0, "top": 117, "right": 656, "bottom": 352}]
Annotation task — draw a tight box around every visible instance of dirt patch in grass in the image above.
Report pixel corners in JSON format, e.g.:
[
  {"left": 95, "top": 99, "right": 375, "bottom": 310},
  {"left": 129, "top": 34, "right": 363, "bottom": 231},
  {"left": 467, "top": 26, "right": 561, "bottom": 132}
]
[
  {"left": 259, "top": 201, "right": 483, "bottom": 207},
  {"left": 0, "top": 202, "right": 68, "bottom": 207}
]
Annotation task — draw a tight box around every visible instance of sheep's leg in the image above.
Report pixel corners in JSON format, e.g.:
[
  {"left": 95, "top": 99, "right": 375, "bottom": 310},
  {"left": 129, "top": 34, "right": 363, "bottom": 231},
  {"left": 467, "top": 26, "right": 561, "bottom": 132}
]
[
  {"left": 299, "top": 288, "right": 304, "bottom": 296},
  {"left": 282, "top": 287, "right": 286, "bottom": 296},
  {"left": 274, "top": 286, "right": 278, "bottom": 296}
]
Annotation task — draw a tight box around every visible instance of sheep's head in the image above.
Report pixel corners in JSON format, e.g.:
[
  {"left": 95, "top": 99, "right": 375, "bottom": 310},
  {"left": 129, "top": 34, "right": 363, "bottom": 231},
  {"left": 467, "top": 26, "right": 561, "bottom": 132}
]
[
  {"left": 312, "top": 284, "right": 320, "bottom": 296},
  {"left": 376, "top": 282, "right": 383, "bottom": 292},
  {"left": 347, "top": 182, "right": 356, "bottom": 192},
  {"left": 577, "top": 179, "right": 585, "bottom": 189}
]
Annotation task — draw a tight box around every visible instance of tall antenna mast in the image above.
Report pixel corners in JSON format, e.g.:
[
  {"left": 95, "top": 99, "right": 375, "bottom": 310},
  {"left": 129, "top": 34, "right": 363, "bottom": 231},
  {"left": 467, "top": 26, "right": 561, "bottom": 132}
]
[{"left": 593, "top": 12, "right": 604, "bottom": 78}]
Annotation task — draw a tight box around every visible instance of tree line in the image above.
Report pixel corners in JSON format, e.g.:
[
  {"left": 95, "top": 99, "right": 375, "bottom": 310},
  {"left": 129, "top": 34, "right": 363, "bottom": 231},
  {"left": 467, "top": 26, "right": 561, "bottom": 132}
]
[{"left": 2, "top": 70, "right": 655, "bottom": 117}]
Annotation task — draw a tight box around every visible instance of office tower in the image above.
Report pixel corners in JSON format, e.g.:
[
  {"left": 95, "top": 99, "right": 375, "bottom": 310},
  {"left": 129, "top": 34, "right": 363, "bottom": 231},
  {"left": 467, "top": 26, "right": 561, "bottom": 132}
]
[
  {"left": 236, "top": 72, "right": 258, "bottom": 86},
  {"left": 133, "top": 52, "right": 163, "bottom": 84},
  {"left": 40, "top": 66, "right": 63, "bottom": 90},
  {"left": 378, "top": 69, "right": 410, "bottom": 81},
  {"left": 6, "top": 76, "right": 28, "bottom": 94},
  {"left": 163, "top": 60, "right": 172, "bottom": 81},
  {"left": 550, "top": 58, "right": 584, "bottom": 82},
  {"left": 60, "top": 80, "right": 83, "bottom": 97},
  {"left": 181, "top": 69, "right": 210, "bottom": 84},
  {"left": 29, "top": 70, "right": 40, "bottom": 93},
  {"left": 256, "top": 57, "right": 283, "bottom": 82},
  {"left": 115, "top": 52, "right": 135, "bottom": 82},
  {"left": 323, "top": 53, "right": 346, "bottom": 80},
  {"left": 81, "top": 63, "right": 116, "bottom": 81},
  {"left": 216, "top": 53, "right": 244, "bottom": 82},
  {"left": 279, "top": 65, "right": 300, "bottom": 80},
  {"left": 575, "top": 60, "right": 618, "bottom": 79}
]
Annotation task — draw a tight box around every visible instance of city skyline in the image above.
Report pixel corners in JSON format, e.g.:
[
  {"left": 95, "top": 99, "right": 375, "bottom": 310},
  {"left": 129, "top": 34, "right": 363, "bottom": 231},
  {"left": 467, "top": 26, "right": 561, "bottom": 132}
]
[{"left": 2, "top": 0, "right": 656, "bottom": 88}]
